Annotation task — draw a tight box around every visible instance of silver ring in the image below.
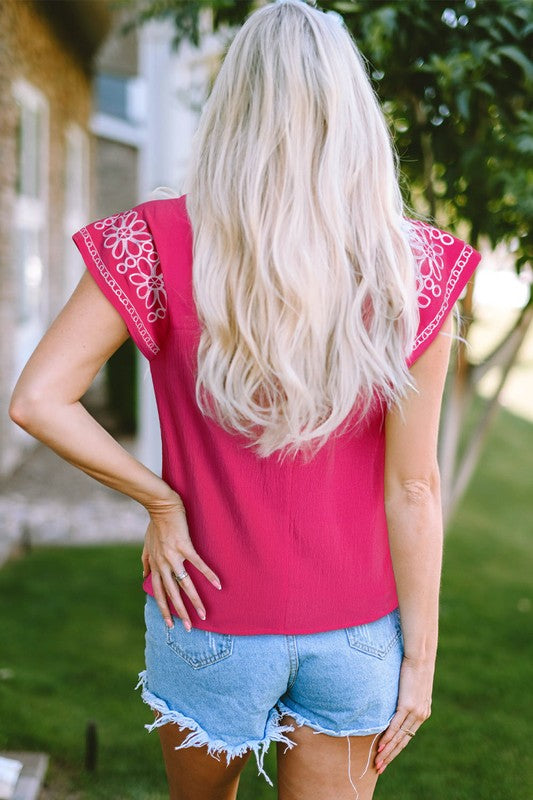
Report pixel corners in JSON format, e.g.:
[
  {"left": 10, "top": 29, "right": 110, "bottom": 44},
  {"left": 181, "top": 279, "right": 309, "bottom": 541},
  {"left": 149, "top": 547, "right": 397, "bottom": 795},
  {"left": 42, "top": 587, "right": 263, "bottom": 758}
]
[
  {"left": 400, "top": 727, "right": 416, "bottom": 737},
  {"left": 174, "top": 569, "right": 189, "bottom": 582}
]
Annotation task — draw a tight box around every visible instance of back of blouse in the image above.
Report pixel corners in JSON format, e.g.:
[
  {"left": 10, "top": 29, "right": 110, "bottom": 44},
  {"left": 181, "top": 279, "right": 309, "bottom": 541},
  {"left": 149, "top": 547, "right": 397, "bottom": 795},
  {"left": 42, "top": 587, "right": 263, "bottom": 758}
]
[{"left": 72, "top": 195, "right": 482, "bottom": 635}]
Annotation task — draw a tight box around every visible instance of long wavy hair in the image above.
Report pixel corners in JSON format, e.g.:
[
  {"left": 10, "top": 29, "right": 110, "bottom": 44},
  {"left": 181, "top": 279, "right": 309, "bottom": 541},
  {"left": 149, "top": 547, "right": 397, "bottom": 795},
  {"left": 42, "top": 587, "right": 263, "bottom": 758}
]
[{"left": 176, "top": 0, "right": 426, "bottom": 462}]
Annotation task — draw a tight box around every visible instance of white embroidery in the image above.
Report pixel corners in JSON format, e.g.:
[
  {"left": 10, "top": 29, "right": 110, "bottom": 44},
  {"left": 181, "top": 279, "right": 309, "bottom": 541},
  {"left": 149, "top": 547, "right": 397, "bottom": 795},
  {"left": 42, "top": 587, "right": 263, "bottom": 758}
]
[
  {"left": 77, "top": 226, "right": 160, "bottom": 357},
  {"left": 93, "top": 209, "right": 167, "bottom": 325},
  {"left": 407, "top": 219, "right": 477, "bottom": 355}
]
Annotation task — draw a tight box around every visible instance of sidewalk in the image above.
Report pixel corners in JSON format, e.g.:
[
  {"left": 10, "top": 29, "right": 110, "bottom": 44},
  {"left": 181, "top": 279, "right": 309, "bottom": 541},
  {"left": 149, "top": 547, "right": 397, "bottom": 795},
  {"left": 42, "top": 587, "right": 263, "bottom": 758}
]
[{"left": 0, "top": 393, "right": 149, "bottom": 569}]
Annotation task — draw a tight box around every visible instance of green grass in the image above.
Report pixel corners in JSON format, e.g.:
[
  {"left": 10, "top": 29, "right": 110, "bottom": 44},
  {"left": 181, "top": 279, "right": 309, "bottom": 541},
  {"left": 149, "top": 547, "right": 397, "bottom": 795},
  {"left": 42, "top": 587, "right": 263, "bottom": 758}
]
[{"left": 0, "top": 402, "right": 532, "bottom": 799}]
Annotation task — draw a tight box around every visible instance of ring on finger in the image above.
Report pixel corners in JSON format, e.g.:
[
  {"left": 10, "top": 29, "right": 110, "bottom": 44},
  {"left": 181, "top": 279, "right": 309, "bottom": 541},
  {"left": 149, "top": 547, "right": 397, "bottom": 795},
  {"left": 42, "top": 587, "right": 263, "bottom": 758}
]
[
  {"left": 400, "top": 726, "right": 416, "bottom": 737},
  {"left": 174, "top": 568, "right": 189, "bottom": 582}
]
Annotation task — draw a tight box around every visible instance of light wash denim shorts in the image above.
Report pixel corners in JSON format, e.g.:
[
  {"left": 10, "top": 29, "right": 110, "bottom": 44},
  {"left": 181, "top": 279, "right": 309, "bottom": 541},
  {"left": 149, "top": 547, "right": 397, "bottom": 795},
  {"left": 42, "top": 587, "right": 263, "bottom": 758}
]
[{"left": 135, "top": 593, "right": 404, "bottom": 787}]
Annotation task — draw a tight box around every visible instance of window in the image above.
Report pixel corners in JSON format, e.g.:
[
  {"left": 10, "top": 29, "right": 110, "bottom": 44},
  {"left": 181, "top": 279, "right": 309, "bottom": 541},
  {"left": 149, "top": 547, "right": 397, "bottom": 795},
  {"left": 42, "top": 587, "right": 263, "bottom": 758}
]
[
  {"left": 63, "top": 123, "right": 90, "bottom": 301},
  {"left": 95, "top": 73, "right": 129, "bottom": 120},
  {"left": 12, "top": 79, "right": 49, "bottom": 380}
]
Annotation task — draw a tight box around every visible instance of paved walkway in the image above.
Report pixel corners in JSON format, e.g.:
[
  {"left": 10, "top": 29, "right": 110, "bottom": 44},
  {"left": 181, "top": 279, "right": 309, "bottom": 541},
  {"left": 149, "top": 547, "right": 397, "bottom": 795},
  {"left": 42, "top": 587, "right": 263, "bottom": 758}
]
[{"left": 0, "top": 392, "right": 149, "bottom": 569}]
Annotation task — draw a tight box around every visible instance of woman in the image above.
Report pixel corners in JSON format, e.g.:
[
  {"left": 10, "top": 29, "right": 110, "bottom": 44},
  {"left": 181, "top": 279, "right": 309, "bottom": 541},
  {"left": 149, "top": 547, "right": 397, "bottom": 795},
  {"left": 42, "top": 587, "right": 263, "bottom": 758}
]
[{"left": 9, "top": 0, "right": 482, "bottom": 798}]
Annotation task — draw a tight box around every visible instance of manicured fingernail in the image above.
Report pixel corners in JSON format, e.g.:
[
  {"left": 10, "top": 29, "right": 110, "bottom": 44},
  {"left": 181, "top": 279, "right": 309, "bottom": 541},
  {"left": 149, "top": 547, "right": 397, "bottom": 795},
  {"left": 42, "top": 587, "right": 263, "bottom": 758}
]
[
  {"left": 378, "top": 744, "right": 384, "bottom": 752},
  {"left": 197, "top": 608, "right": 206, "bottom": 620},
  {"left": 182, "top": 619, "right": 192, "bottom": 632},
  {"left": 165, "top": 618, "right": 174, "bottom": 629},
  {"left": 212, "top": 579, "right": 222, "bottom": 590}
]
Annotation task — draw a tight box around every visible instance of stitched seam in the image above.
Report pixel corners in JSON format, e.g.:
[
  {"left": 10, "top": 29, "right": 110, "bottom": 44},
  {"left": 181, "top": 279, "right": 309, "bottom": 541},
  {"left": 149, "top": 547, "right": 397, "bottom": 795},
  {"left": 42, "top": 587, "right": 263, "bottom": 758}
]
[
  {"left": 412, "top": 243, "right": 476, "bottom": 351},
  {"left": 345, "top": 626, "right": 401, "bottom": 659},
  {"left": 286, "top": 635, "right": 300, "bottom": 690}
]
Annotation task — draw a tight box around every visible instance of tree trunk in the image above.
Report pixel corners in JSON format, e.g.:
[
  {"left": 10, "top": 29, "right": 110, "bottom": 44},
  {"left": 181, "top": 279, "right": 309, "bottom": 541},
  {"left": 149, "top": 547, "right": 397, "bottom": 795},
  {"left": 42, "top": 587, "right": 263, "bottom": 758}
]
[{"left": 439, "top": 301, "right": 533, "bottom": 528}]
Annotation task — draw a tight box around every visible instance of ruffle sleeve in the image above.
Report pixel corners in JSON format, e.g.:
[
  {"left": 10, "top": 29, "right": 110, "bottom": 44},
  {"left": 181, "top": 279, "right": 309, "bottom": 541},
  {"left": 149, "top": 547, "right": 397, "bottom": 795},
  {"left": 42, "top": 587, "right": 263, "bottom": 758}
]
[
  {"left": 406, "top": 219, "right": 482, "bottom": 368},
  {"left": 71, "top": 201, "right": 169, "bottom": 361}
]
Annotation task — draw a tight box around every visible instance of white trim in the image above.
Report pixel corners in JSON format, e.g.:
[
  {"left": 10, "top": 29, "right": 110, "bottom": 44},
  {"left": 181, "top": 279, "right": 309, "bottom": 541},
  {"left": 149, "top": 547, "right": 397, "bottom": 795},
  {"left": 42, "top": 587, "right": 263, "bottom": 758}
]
[
  {"left": 413, "top": 244, "right": 477, "bottom": 351},
  {"left": 12, "top": 78, "right": 46, "bottom": 109},
  {"left": 90, "top": 111, "right": 146, "bottom": 147},
  {"left": 126, "top": 76, "right": 148, "bottom": 123},
  {"left": 63, "top": 123, "right": 90, "bottom": 301},
  {"left": 11, "top": 78, "right": 50, "bottom": 393},
  {"left": 76, "top": 225, "right": 160, "bottom": 357},
  {"left": 64, "top": 122, "right": 90, "bottom": 228},
  {"left": 408, "top": 220, "right": 478, "bottom": 353}
]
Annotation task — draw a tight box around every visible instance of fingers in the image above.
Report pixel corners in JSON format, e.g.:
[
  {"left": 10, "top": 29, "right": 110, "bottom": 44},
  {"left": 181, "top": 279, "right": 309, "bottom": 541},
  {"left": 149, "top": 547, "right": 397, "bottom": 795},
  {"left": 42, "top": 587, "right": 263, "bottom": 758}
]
[
  {"left": 141, "top": 546, "right": 150, "bottom": 579},
  {"left": 186, "top": 549, "right": 222, "bottom": 591},
  {"left": 171, "top": 570, "right": 206, "bottom": 622},
  {"left": 152, "top": 567, "right": 199, "bottom": 633},
  {"left": 156, "top": 546, "right": 223, "bottom": 627},
  {"left": 160, "top": 567, "right": 194, "bottom": 631},
  {"left": 151, "top": 570, "right": 175, "bottom": 629},
  {"left": 377, "top": 711, "right": 411, "bottom": 753},
  {"left": 142, "top": 513, "right": 223, "bottom": 631},
  {"left": 375, "top": 705, "right": 430, "bottom": 774},
  {"left": 375, "top": 715, "right": 417, "bottom": 774},
  {"left": 151, "top": 557, "right": 217, "bottom": 632}
]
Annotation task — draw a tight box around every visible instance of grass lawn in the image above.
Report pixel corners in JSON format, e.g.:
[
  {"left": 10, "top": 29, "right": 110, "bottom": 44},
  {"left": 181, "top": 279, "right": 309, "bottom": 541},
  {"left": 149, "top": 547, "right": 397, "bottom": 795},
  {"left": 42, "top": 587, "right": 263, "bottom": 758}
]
[{"left": 0, "top": 401, "right": 532, "bottom": 799}]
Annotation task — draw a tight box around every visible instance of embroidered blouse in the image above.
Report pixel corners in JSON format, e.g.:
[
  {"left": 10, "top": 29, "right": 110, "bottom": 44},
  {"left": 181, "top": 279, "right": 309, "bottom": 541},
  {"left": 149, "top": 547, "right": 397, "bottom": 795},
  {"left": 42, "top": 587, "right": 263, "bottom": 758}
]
[{"left": 72, "top": 195, "right": 482, "bottom": 635}]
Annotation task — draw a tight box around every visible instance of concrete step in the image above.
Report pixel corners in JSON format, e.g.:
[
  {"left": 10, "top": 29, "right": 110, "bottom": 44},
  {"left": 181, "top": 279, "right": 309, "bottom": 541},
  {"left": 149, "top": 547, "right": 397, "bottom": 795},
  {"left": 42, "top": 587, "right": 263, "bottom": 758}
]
[{"left": 0, "top": 753, "right": 49, "bottom": 800}]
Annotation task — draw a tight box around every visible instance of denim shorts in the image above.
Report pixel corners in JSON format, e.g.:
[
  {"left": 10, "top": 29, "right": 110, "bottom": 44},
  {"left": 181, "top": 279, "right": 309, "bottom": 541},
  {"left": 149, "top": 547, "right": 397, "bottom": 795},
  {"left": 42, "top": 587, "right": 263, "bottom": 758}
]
[{"left": 135, "top": 593, "right": 404, "bottom": 787}]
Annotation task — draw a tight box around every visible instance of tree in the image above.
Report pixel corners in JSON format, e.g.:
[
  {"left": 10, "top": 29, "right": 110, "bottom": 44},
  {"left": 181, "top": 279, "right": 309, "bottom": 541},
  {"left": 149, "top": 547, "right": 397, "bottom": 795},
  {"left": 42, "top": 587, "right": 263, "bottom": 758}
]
[{"left": 120, "top": 0, "right": 533, "bottom": 523}]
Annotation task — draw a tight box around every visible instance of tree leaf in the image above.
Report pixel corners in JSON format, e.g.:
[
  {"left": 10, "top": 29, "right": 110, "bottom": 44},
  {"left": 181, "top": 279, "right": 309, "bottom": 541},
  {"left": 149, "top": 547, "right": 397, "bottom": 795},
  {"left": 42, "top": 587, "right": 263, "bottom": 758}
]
[
  {"left": 331, "top": 1, "right": 359, "bottom": 12},
  {"left": 456, "top": 89, "right": 470, "bottom": 120},
  {"left": 498, "top": 45, "right": 533, "bottom": 83},
  {"left": 477, "top": 81, "right": 496, "bottom": 97}
]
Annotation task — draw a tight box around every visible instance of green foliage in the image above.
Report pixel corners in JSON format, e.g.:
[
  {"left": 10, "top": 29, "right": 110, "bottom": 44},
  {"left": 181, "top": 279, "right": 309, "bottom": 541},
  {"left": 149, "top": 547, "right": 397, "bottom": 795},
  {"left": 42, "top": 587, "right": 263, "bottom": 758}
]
[
  {"left": 121, "top": 0, "right": 533, "bottom": 271},
  {"left": 330, "top": 0, "right": 533, "bottom": 267},
  {"left": 107, "top": 338, "right": 137, "bottom": 434},
  {"left": 119, "top": 0, "right": 256, "bottom": 49}
]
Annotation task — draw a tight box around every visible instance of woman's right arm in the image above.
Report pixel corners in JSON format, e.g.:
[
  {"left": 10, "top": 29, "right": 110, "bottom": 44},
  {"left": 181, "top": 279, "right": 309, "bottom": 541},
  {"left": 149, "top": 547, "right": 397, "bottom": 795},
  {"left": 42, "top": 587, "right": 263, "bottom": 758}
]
[
  {"left": 374, "top": 310, "right": 454, "bottom": 774},
  {"left": 8, "top": 270, "right": 221, "bottom": 629}
]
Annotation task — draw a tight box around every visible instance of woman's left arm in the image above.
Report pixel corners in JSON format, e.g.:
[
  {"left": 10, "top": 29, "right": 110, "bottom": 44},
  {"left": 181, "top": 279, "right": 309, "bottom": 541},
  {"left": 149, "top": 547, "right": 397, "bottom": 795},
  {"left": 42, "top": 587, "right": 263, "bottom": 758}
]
[{"left": 9, "top": 270, "right": 222, "bottom": 628}]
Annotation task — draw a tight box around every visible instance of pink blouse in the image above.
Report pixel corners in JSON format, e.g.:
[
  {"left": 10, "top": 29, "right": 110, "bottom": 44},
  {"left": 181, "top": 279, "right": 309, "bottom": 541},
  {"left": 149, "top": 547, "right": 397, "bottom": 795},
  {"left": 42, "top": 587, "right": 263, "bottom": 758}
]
[{"left": 72, "top": 195, "right": 482, "bottom": 634}]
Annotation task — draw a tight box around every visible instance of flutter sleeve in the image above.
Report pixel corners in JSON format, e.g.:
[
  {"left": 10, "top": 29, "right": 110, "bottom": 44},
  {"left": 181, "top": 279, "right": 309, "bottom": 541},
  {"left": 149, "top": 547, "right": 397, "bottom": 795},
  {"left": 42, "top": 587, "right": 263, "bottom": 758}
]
[
  {"left": 406, "top": 220, "right": 482, "bottom": 368},
  {"left": 71, "top": 201, "right": 169, "bottom": 361}
]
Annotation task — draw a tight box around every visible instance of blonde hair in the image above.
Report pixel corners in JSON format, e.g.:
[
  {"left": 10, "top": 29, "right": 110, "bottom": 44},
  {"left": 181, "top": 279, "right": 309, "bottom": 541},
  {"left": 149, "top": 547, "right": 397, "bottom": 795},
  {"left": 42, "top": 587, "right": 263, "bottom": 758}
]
[{"left": 178, "top": 0, "right": 425, "bottom": 462}]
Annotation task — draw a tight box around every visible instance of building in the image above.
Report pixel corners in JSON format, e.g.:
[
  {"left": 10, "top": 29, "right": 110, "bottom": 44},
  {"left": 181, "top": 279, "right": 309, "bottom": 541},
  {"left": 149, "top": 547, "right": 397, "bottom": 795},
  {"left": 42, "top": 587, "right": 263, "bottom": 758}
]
[
  {"left": 0, "top": 0, "right": 111, "bottom": 476},
  {"left": 1, "top": 0, "right": 228, "bottom": 479}
]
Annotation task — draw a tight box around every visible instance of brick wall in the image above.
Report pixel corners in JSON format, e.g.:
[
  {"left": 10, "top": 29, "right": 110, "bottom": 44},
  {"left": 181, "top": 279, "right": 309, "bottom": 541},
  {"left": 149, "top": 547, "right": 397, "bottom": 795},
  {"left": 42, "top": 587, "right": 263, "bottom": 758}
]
[{"left": 0, "top": 0, "right": 98, "bottom": 476}]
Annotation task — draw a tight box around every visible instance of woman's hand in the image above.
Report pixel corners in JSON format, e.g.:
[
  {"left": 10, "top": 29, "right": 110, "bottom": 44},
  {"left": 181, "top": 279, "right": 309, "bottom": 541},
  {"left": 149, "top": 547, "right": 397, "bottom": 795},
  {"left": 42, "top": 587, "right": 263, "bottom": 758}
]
[
  {"left": 374, "top": 654, "right": 434, "bottom": 774},
  {"left": 141, "top": 491, "right": 222, "bottom": 631}
]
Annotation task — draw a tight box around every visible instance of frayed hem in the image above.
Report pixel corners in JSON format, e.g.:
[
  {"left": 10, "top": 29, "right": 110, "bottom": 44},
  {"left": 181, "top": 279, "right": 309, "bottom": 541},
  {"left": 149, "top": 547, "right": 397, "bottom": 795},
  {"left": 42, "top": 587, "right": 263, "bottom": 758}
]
[
  {"left": 134, "top": 670, "right": 297, "bottom": 787},
  {"left": 276, "top": 701, "right": 394, "bottom": 737}
]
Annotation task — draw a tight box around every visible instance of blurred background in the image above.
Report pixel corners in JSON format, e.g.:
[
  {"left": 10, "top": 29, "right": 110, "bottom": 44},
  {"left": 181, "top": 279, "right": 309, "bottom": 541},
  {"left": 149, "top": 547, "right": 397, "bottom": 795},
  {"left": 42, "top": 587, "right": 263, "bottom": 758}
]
[{"left": 0, "top": 1, "right": 531, "bottom": 798}]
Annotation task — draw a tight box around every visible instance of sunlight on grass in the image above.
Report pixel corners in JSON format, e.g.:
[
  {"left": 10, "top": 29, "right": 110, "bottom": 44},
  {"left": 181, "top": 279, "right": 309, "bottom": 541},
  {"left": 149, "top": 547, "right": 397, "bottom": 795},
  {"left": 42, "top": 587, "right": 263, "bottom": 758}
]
[{"left": 468, "top": 302, "right": 533, "bottom": 424}]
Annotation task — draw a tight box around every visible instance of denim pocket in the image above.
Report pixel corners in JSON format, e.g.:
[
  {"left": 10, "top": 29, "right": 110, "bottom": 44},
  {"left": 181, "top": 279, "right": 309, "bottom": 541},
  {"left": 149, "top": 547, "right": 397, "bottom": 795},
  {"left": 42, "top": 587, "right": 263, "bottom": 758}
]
[
  {"left": 165, "top": 624, "right": 234, "bottom": 669},
  {"left": 344, "top": 607, "right": 402, "bottom": 660}
]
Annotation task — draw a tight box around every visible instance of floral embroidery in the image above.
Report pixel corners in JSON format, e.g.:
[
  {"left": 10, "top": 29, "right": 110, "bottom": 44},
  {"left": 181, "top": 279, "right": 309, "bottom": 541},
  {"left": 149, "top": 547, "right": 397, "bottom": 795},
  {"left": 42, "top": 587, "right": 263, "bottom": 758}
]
[
  {"left": 406, "top": 219, "right": 477, "bottom": 356},
  {"left": 96, "top": 210, "right": 153, "bottom": 264},
  {"left": 77, "top": 227, "right": 158, "bottom": 357},
  {"left": 407, "top": 220, "right": 456, "bottom": 309},
  {"left": 93, "top": 210, "right": 167, "bottom": 323}
]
